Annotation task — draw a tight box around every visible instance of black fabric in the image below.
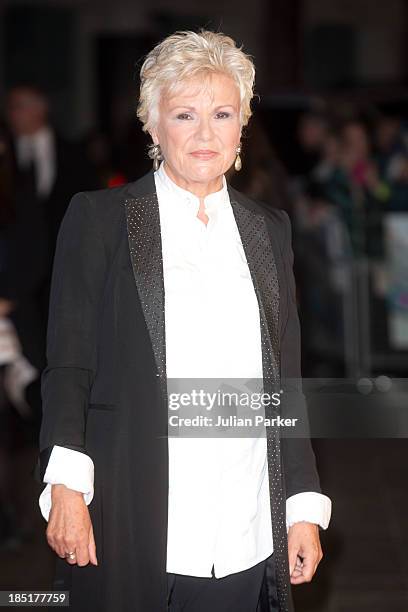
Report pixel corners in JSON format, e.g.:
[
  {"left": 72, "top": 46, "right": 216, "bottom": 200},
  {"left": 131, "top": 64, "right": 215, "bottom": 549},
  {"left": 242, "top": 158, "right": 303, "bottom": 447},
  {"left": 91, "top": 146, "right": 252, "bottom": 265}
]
[
  {"left": 16, "top": 159, "right": 37, "bottom": 195},
  {"left": 37, "top": 169, "right": 321, "bottom": 611},
  {"left": 226, "top": 194, "right": 291, "bottom": 609},
  {"left": 167, "top": 554, "right": 274, "bottom": 612},
  {"left": 2, "top": 133, "right": 99, "bottom": 372}
]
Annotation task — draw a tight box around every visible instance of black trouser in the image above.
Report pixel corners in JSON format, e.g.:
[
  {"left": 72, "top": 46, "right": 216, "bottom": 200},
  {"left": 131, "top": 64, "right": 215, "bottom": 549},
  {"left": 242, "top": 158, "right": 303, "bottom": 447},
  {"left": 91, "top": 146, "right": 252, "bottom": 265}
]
[{"left": 167, "top": 553, "right": 275, "bottom": 612}]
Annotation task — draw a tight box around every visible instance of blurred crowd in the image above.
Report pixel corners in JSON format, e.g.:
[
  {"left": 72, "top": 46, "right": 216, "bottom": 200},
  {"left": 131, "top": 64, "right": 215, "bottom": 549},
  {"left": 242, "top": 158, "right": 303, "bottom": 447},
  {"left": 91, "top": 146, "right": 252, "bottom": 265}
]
[
  {"left": 1, "top": 84, "right": 408, "bottom": 551},
  {"left": 0, "top": 85, "right": 99, "bottom": 553},
  {"left": 230, "top": 107, "right": 408, "bottom": 378},
  {"left": 291, "top": 110, "right": 408, "bottom": 256}
]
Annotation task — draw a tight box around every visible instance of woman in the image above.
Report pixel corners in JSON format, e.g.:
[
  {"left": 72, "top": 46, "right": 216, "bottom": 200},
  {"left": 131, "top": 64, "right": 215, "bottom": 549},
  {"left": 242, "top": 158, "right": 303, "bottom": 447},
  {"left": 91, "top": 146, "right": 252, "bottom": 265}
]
[{"left": 38, "top": 30, "right": 331, "bottom": 612}]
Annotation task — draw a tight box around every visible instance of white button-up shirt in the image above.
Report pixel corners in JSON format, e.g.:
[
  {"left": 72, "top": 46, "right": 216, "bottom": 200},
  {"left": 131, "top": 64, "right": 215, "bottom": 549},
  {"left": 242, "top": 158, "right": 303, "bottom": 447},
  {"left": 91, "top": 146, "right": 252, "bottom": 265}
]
[
  {"left": 39, "top": 162, "right": 331, "bottom": 578},
  {"left": 156, "top": 162, "right": 273, "bottom": 577},
  {"left": 16, "top": 126, "right": 56, "bottom": 198}
]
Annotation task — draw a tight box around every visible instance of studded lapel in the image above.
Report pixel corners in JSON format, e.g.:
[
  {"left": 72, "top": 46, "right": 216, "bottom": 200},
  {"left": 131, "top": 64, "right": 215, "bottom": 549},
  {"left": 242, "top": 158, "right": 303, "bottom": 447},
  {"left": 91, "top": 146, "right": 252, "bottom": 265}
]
[
  {"left": 123, "top": 171, "right": 294, "bottom": 612},
  {"left": 123, "top": 189, "right": 167, "bottom": 402},
  {"left": 228, "top": 190, "right": 294, "bottom": 612}
]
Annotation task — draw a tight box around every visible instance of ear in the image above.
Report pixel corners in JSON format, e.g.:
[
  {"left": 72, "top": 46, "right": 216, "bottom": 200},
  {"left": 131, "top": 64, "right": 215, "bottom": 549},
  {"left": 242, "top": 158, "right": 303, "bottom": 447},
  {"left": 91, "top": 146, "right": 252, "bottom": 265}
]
[{"left": 150, "top": 127, "right": 159, "bottom": 146}]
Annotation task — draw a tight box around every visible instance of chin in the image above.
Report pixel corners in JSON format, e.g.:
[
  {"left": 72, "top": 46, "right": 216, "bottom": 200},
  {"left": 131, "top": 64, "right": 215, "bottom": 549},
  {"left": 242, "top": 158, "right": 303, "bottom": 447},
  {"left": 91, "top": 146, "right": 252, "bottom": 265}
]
[{"left": 188, "top": 163, "right": 224, "bottom": 182}]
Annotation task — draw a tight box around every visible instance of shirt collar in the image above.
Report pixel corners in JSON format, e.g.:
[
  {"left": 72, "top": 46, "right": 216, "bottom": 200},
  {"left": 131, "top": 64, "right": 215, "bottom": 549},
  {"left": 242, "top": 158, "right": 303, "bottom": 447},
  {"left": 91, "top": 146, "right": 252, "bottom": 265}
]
[
  {"left": 154, "top": 160, "right": 230, "bottom": 217},
  {"left": 18, "top": 125, "right": 52, "bottom": 146},
  {"left": 17, "top": 126, "right": 53, "bottom": 162},
  {"left": 33, "top": 126, "right": 53, "bottom": 149}
]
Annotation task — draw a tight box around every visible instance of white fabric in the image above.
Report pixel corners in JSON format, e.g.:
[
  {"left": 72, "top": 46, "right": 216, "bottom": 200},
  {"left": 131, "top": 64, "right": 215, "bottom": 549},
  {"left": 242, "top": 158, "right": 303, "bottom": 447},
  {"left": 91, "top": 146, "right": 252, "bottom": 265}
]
[
  {"left": 16, "top": 126, "right": 56, "bottom": 198},
  {"left": 156, "top": 162, "right": 273, "bottom": 577},
  {"left": 39, "top": 447, "right": 94, "bottom": 521},
  {"left": 39, "top": 161, "right": 332, "bottom": 578},
  {"left": 286, "top": 492, "right": 331, "bottom": 529},
  {"left": 0, "top": 317, "right": 38, "bottom": 418}
]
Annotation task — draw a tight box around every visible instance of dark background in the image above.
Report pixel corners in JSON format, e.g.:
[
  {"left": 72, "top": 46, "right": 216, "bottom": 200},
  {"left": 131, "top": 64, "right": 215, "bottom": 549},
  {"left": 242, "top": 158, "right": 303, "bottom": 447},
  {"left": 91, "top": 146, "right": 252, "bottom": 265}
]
[{"left": 1, "top": 1, "right": 408, "bottom": 610}]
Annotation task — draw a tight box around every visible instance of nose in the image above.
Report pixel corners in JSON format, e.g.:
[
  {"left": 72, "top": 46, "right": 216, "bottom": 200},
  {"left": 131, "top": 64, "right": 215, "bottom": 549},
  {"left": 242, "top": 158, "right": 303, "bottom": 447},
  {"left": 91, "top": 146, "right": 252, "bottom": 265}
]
[{"left": 196, "top": 116, "right": 213, "bottom": 142}]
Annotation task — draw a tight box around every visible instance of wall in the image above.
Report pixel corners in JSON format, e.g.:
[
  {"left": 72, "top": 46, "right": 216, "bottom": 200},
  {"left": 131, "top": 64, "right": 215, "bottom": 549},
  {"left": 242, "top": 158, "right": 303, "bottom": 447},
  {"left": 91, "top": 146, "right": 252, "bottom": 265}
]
[
  {"left": 303, "top": 0, "right": 406, "bottom": 82},
  {"left": 0, "top": 0, "right": 268, "bottom": 135}
]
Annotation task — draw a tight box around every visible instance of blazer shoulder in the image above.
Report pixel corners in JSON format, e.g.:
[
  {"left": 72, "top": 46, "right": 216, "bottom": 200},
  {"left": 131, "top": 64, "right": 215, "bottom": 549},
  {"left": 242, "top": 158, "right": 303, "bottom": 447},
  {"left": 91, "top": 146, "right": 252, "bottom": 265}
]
[
  {"left": 69, "top": 182, "right": 132, "bottom": 227},
  {"left": 245, "top": 193, "right": 291, "bottom": 251},
  {"left": 76, "top": 169, "right": 156, "bottom": 219},
  {"left": 80, "top": 182, "right": 131, "bottom": 205},
  {"left": 228, "top": 183, "right": 289, "bottom": 232},
  {"left": 257, "top": 200, "right": 289, "bottom": 227}
]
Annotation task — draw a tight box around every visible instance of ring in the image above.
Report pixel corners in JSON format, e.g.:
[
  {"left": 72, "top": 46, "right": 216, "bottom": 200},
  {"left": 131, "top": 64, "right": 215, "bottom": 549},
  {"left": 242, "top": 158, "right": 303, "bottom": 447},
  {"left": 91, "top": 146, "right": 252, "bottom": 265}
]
[{"left": 66, "top": 551, "right": 76, "bottom": 560}]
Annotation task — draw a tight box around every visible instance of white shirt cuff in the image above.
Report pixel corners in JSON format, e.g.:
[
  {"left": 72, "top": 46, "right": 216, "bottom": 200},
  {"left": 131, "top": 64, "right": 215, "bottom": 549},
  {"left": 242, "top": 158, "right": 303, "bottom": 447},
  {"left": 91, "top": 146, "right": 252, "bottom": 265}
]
[
  {"left": 286, "top": 491, "right": 332, "bottom": 531},
  {"left": 38, "top": 445, "right": 94, "bottom": 521}
]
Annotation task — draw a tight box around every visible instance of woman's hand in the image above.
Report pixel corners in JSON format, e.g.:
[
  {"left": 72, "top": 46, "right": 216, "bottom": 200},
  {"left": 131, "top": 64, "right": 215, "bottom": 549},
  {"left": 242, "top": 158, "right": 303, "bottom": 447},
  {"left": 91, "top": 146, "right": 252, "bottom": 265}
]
[
  {"left": 46, "top": 484, "right": 98, "bottom": 566},
  {"left": 288, "top": 521, "right": 323, "bottom": 584}
]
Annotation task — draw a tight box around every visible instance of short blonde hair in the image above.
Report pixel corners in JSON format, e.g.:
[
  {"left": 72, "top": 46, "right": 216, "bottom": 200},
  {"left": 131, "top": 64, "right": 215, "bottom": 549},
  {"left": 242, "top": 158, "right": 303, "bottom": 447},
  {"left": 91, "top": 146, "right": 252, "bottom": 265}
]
[{"left": 136, "top": 29, "right": 256, "bottom": 134}]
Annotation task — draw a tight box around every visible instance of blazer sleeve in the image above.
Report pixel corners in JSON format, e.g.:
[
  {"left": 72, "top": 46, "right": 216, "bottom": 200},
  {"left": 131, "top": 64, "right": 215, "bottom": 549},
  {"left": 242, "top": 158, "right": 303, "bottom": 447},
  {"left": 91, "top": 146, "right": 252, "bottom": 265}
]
[
  {"left": 279, "top": 210, "right": 322, "bottom": 498},
  {"left": 36, "top": 191, "right": 108, "bottom": 482}
]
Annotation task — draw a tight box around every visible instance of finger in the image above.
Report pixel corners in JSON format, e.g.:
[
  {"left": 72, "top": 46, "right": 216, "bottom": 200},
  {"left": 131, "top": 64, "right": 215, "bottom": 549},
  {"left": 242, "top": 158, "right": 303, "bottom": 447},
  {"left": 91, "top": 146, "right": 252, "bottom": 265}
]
[
  {"left": 300, "top": 550, "right": 318, "bottom": 582},
  {"left": 88, "top": 525, "right": 98, "bottom": 566},
  {"left": 51, "top": 534, "right": 70, "bottom": 561},
  {"left": 289, "top": 556, "right": 305, "bottom": 583},
  {"left": 48, "top": 515, "right": 67, "bottom": 556},
  {"left": 291, "top": 564, "right": 303, "bottom": 578},
  {"left": 57, "top": 550, "right": 68, "bottom": 560},
  {"left": 288, "top": 546, "right": 300, "bottom": 576},
  {"left": 75, "top": 541, "right": 90, "bottom": 567},
  {"left": 289, "top": 547, "right": 317, "bottom": 584},
  {"left": 64, "top": 541, "right": 79, "bottom": 565},
  {"left": 66, "top": 552, "right": 78, "bottom": 565},
  {"left": 291, "top": 572, "right": 309, "bottom": 585},
  {"left": 291, "top": 570, "right": 303, "bottom": 581},
  {"left": 46, "top": 524, "right": 63, "bottom": 557},
  {"left": 53, "top": 542, "right": 68, "bottom": 560}
]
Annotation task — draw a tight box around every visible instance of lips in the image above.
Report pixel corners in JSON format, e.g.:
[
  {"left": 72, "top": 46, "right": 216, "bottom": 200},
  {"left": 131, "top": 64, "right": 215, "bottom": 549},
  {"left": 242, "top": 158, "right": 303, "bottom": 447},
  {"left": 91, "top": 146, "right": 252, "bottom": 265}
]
[{"left": 190, "top": 150, "right": 218, "bottom": 159}]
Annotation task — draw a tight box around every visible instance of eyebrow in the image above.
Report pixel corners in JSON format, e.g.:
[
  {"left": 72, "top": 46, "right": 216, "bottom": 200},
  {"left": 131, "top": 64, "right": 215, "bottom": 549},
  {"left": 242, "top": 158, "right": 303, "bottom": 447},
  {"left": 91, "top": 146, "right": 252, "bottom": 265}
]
[{"left": 169, "top": 104, "right": 237, "bottom": 112}]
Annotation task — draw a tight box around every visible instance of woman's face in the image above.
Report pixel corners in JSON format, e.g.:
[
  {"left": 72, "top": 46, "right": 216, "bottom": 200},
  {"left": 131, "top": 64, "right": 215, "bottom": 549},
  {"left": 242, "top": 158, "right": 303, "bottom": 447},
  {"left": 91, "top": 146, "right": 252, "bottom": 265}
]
[{"left": 150, "top": 72, "right": 241, "bottom": 192}]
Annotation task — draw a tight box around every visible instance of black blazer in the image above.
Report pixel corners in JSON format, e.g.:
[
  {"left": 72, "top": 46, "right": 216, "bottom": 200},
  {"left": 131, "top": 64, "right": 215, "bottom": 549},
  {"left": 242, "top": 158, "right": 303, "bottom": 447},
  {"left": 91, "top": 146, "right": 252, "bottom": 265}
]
[
  {"left": 3, "top": 132, "right": 99, "bottom": 372},
  {"left": 38, "top": 169, "right": 321, "bottom": 612}
]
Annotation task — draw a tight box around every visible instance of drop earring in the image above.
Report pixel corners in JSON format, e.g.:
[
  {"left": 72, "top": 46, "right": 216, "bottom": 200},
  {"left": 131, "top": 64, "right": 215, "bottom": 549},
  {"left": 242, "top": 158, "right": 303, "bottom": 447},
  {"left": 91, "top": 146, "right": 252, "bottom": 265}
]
[
  {"left": 148, "top": 143, "right": 163, "bottom": 171},
  {"left": 235, "top": 144, "right": 242, "bottom": 172}
]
